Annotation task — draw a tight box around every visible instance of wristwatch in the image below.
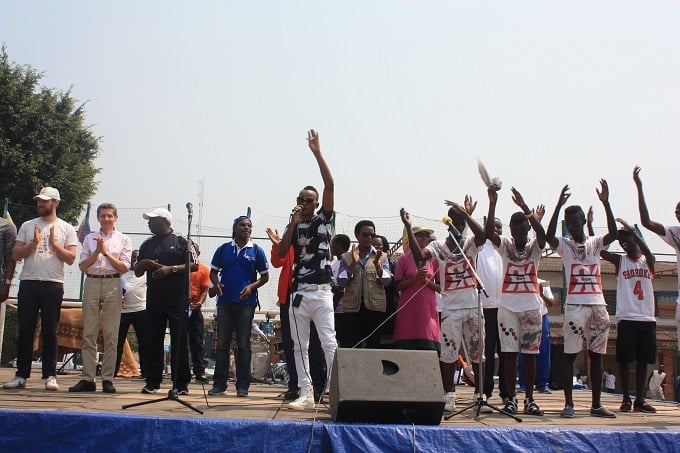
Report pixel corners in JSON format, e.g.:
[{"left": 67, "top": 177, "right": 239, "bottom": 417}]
[{"left": 172, "top": 265, "right": 178, "bottom": 273}]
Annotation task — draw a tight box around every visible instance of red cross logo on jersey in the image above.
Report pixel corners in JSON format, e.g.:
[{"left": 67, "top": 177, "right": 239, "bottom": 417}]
[
  {"left": 443, "top": 260, "right": 476, "bottom": 291},
  {"left": 568, "top": 263, "right": 602, "bottom": 294},
  {"left": 502, "top": 262, "right": 538, "bottom": 294}
]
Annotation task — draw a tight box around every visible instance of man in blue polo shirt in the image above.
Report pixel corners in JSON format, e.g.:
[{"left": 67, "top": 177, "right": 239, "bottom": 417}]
[{"left": 209, "top": 215, "right": 269, "bottom": 397}]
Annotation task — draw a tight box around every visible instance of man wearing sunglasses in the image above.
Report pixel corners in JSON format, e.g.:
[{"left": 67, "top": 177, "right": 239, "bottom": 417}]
[
  {"left": 336, "top": 220, "right": 392, "bottom": 349},
  {"left": 278, "top": 129, "right": 338, "bottom": 410}
]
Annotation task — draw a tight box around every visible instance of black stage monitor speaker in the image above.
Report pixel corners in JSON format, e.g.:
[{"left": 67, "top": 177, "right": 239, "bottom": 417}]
[{"left": 330, "top": 348, "right": 444, "bottom": 425}]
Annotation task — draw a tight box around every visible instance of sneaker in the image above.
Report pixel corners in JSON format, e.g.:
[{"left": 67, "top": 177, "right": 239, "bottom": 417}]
[
  {"left": 141, "top": 385, "right": 160, "bottom": 394},
  {"left": 3, "top": 376, "right": 26, "bottom": 389},
  {"left": 443, "top": 392, "right": 456, "bottom": 413},
  {"left": 283, "top": 389, "right": 299, "bottom": 401},
  {"left": 195, "top": 374, "right": 209, "bottom": 384},
  {"left": 69, "top": 379, "right": 96, "bottom": 392},
  {"left": 620, "top": 398, "right": 632, "bottom": 412},
  {"left": 102, "top": 380, "right": 116, "bottom": 394},
  {"left": 176, "top": 388, "right": 189, "bottom": 396},
  {"left": 479, "top": 395, "right": 493, "bottom": 414},
  {"left": 236, "top": 388, "right": 248, "bottom": 397},
  {"left": 524, "top": 398, "right": 544, "bottom": 416},
  {"left": 590, "top": 406, "right": 617, "bottom": 418},
  {"left": 537, "top": 386, "right": 552, "bottom": 394},
  {"left": 288, "top": 386, "right": 315, "bottom": 410},
  {"left": 208, "top": 386, "right": 226, "bottom": 396},
  {"left": 560, "top": 405, "right": 575, "bottom": 418},
  {"left": 45, "top": 376, "right": 59, "bottom": 391},
  {"left": 502, "top": 397, "right": 518, "bottom": 415},
  {"left": 633, "top": 401, "right": 656, "bottom": 413}
]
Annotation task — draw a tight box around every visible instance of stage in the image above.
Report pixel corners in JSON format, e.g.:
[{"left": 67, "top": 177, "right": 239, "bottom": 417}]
[{"left": 0, "top": 369, "right": 678, "bottom": 452}]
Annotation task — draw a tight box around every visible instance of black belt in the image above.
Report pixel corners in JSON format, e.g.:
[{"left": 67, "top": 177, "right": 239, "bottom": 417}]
[{"left": 87, "top": 273, "right": 120, "bottom": 279}]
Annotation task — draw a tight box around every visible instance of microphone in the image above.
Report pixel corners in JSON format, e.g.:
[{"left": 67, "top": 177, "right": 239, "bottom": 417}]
[
  {"left": 186, "top": 202, "right": 193, "bottom": 215},
  {"left": 442, "top": 216, "right": 463, "bottom": 242}
]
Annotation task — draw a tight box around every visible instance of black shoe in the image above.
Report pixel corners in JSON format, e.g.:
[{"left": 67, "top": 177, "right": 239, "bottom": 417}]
[
  {"left": 283, "top": 389, "right": 299, "bottom": 401},
  {"left": 69, "top": 379, "right": 96, "bottom": 392},
  {"left": 102, "top": 380, "right": 116, "bottom": 394},
  {"left": 141, "top": 385, "right": 159, "bottom": 394},
  {"left": 195, "top": 374, "right": 209, "bottom": 384},
  {"left": 176, "top": 388, "right": 189, "bottom": 396}
]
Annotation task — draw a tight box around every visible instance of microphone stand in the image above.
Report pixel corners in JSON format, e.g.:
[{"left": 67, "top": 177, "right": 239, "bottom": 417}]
[
  {"left": 123, "top": 203, "right": 203, "bottom": 414},
  {"left": 442, "top": 225, "right": 521, "bottom": 423}
]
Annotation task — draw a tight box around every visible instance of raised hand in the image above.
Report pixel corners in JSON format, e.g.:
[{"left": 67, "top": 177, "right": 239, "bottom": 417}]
[
  {"left": 350, "top": 244, "right": 360, "bottom": 265},
  {"left": 399, "top": 208, "right": 412, "bottom": 228},
  {"left": 48, "top": 225, "right": 57, "bottom": 247},
  {"left": 556, "top": 185, "right": 571, "bottom": 208},
  {"left": 307, "top": 129, "right": 320, "bottom": 155},
  {"left": 33, "top": 224, "right": 42, "bottom": 246},
  {"left": 265, "top": 227, "right": 281, "bottom": 245},
  {"left": 587, "top": 206, "right": 594, "bottom": 224},
  {"left": 596, "top": 179, "right": 609, "bottom": 203},
  {"left": 94, "top": 236, "right": 107, "bottom": 256},
  {"left": 464, "top": 195, "right": 477, "bottom": 215},
  {"left": 633, "top": 166, "right": 643, "bottom": 188},
  {"left": 444, "top": 200, "right": 465, "bottom": 215},
  {"left": 485, "top": 184, "right": 500, "bottom": 204},
  {"left": 510, "top": 187, "right": 529, "bottom": 211},
  {"left": 535, "top": 204, "right": 546, "bottom": 222},
  {"left": 373, "top": 249, "right": 383, "bottom": 268}
]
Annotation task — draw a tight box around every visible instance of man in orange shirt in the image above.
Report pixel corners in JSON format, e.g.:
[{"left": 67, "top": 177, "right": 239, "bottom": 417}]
[{"left": 189, "top": 242, "right": 211, "bottom": 383}]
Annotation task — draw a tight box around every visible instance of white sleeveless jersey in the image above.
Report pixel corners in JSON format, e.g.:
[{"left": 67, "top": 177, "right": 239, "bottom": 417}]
[
  {"left": 426, "top": 236, "right": 480, "bottom": 309},
  {"left": 659, "top": 225, "right": 680, "bottom": 303},
  {"left": 615, "top": 255, "right": 656, "bottom": 322},
  {"left": 496, "top": 236, "right": 543, "bottom": 312},
  {"left": 556, "top": 235, "right": 606, "bottom": 305}
]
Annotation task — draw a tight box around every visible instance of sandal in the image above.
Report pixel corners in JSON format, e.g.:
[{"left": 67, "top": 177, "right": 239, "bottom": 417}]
[{"left": 523, "top": 398, "right": 544, "bottom": 416}]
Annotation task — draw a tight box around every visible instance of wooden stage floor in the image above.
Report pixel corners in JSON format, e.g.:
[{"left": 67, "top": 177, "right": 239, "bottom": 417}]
[{"left": 0, "top": 368, "right": 678, "bottom": 430}]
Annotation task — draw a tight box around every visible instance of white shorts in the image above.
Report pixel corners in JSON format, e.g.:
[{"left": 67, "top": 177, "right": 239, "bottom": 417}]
[
  {"left": 564, "top": 304, "right": 610, "bottom": 354},
  {"left": 497, "top": 306, "right": 542, "bottom": 354},
  {"left": 440, "top": 306, "right": 484, "bottom": 364}
]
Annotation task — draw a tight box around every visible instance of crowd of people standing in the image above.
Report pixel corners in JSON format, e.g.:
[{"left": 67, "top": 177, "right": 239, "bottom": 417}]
[{"left": 1, "top": 133, "right": 679, "bottom": 421}]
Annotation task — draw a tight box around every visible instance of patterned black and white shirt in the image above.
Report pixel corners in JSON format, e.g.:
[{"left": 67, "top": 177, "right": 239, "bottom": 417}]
[{"left": 289, "top": 209, "right": 334, "bottom": 288}]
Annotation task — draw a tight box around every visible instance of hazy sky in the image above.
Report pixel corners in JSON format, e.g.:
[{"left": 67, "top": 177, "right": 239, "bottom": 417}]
[{"left": 3, "top": 1, "right": 680, "bottom": 248}]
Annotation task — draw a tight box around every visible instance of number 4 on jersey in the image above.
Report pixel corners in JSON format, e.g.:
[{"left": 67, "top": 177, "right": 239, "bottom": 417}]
[{"left": 633, "top": 280, "right": 644, "bottom": 300}]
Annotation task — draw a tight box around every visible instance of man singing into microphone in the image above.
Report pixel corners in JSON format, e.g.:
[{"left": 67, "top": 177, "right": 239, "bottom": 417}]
[
  {"left": 401, "top": 202, "right": 486, "bottom": 414},
  {"left": 278, "top": 129, "right": 338, "bottom": 410}
]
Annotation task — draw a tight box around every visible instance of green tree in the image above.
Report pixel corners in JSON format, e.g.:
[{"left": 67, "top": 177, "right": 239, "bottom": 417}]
[{"left": 0, "top": 45, "right": 99, "bottom": 227}]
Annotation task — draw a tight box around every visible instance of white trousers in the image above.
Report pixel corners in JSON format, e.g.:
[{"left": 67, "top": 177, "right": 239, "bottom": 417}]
[{"left": 289, "top": 288, "right": 337, "bottom": 389}]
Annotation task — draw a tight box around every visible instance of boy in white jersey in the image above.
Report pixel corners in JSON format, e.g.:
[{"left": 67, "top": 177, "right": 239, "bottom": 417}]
[
  {"left": 486, "top": 185, "right": 546, "bottom": 416},
  {"left": 401, "top": 203, "right": 486, "bottom": 413},
  {"left": 601, "top": 220, "right": 657, "bottom": 413},
  {"left": 546, "top": 181, "right": 618, "bottom": 418},
  {"left": 633, "top": 166, "right": 680, "bottom": 353}
]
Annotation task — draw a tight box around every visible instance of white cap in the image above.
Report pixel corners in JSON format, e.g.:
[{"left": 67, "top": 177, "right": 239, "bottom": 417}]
[
  {"left": 143, "top": 208, "right": 172, "bottom": 223},
  {"left": 33, "top": 187, "right": 61, "bottom": 201}
]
